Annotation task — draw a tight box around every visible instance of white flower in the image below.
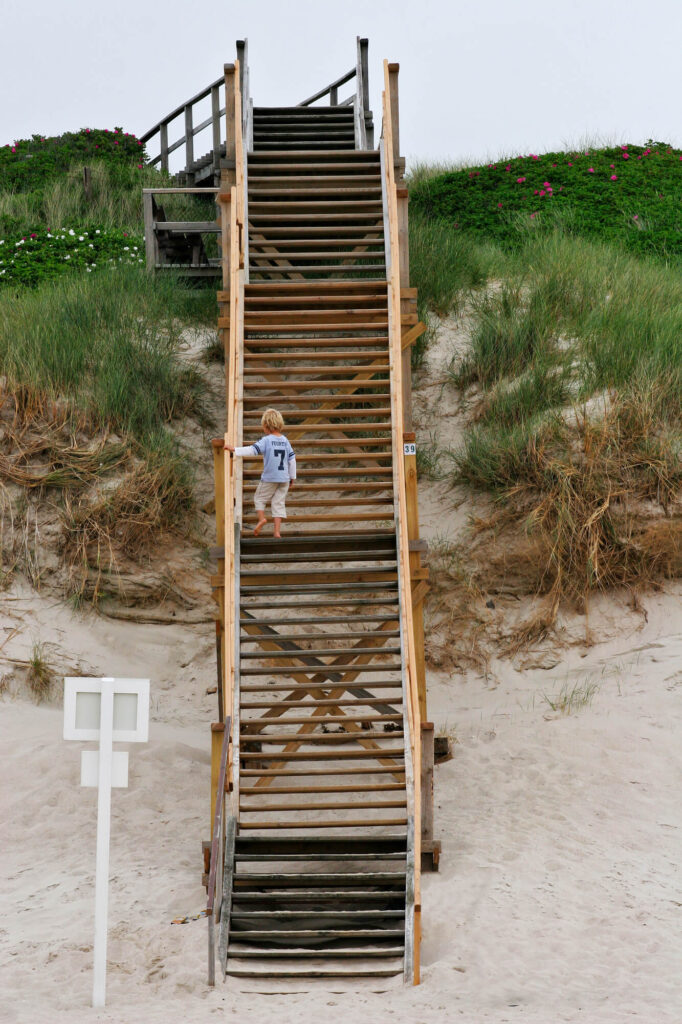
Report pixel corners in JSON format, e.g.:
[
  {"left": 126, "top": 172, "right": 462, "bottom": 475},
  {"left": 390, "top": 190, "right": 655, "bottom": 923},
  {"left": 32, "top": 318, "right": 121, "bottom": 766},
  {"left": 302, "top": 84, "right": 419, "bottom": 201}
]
[
  {"left": 68, "top": 229, "right": 75, "bottom": 236},
  {"left": 95, "top": 229, "right": 100, "bottom": 234},
  {"left": 47, "top": 233, "right": 52, "bottom": 238},
  {"left": 78, "top": 236, "right": 84, "bottom": 241},
  {"left": 64, "top": 255, "right": 71, "bottom": 260},
  {"left": 86, "top": 268, "right": 91, "bottom": 273},
  {"left": 123, "top": 246, "right": 129, "bottom": 251},
  {"left": 0, "top": 240, "right": 5, "bottom": 245},
  {"left": 89, "top": 243, "right": 94, "bottom": 248}
]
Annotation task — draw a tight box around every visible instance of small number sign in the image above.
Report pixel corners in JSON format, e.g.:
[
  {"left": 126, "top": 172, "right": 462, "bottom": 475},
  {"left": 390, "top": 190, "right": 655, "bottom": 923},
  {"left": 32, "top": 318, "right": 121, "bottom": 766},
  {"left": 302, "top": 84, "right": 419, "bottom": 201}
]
[{"left": 403, "top": 442, "right": 416, "bottom": 456}]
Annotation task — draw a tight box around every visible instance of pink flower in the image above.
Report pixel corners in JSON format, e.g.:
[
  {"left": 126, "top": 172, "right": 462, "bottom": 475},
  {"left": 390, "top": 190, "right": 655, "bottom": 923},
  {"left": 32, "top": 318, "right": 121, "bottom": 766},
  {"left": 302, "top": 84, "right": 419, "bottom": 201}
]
[
  {"left": 95, "top": 145, "right": 99, "bottom": 148},
  {"left": 114, "top": 141, "right": 119, "bottom": 145},
  {"left": 552, "top": 163, "right": 557, "bottom": 167},
  {"left": 539, "top": 189, "right": 546, "bottom": 196},
  {"left": 517, "top": 176, "right": 526, "bottom": 183},
  {"left": 530, "top": 212, "right": 536, "bottom": 219},
  {"left": 621, "top": 144, "right": 628, "bottom": 150},
  {"left": 610, "top": 174, "right": 617, "bottom": 180},
  {"left": 30, "top": 233, "right": 37, "bottom": 238},
  {"left": 505, "top": 165, "right": 511, "bottom": 172},
  {"left": 533, "top": 189, "right": 539, "bottom": 195},
  {"left": 531, "top": 154, "right": 539, "bottom": 160},
  {"left": 610, "top": 164, "right": 615, "bottom": 169},
  {"left": 633, "top": 214, "right": 638, "bottom": 220},
  {"left": 568, "top": 161, "right": 573, "bottom": 166},
  {"left": 137, "top": 163, "right": 142, "bottom": 169},
  {"left": 104, "top": 129, "right": 108, "bottom": 133},
  {"left": 497, "top": 202, "right": 503, "bottom": 208},
  {"left": 622, "top": 153, "right": 629, "bottom": 159},
  {"left": 588, "top": 168, "right": 595, "bottom": 173},
  {"left": 543, "top": 181, "right": 551, "bottom": 187},
  {"left": 11, "top": 146, "right": 15, "bottom": 152},
  {"left": 546, "top": 187, "right": 553, "bottom": 194}
]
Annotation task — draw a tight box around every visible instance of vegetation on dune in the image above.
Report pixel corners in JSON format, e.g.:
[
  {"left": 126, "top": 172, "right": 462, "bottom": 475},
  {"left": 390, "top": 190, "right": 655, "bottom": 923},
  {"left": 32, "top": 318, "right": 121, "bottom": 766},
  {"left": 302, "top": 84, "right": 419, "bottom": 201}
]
[
  {"left": 0, "top": 267, "right": 217, "bottom": 602},
  {"left": 409, "top": 141, "right": 682, "bottom": 261},
  {"left": 0, "top": 129, "right": 215, "bottom": 287},
  {"left": 409, "top": 145, "right": 682, "bottom": 620}
]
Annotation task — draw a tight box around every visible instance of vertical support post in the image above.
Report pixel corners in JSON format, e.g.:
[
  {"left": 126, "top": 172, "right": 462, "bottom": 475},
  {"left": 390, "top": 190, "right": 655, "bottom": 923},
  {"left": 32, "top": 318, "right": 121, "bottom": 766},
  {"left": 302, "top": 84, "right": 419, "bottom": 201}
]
[
  {"left": 359, "top": 38, "right": 370, "bottom": 114},
  {"left": 143, "top": 192, "right": 156, "bottom": 272},
  {"left": 403, "top": 433, "right": 427, "bottom": 720},
  {"left": 421, "top": 721, "right": 435, "bottom": 850},
  {"left": 387, "top": 64, "right": 401, "bottom": 167},
  {"left": 211, "top": 84, "right": 221, "bottom": 176},
  {"left": 92, "top": 678, "right": 114, "bottom": 1008},
  {"left": 222, "top": 65, "right": 236, "bottom": 191},
  {"left": 159, "top": 122, "right": 168, "bottom": 174},
  {"left": 330, "top": 85, "right": 338, "bottom": 105},
  {"left": 210, "top": 722, "right": 225, "bottom": 836},
  {"left": 236, "top": 40, "right": 246, "bottom": 100},
  {"left": 184, "top": 104, "right": 194, "bottom": 176}
]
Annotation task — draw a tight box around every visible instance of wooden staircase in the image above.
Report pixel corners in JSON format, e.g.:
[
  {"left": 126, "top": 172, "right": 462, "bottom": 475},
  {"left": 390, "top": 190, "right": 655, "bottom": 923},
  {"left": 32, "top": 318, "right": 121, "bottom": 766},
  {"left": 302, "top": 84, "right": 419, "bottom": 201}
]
[{"left": 208, "top": 44, "right": 427, "bottom": 988}]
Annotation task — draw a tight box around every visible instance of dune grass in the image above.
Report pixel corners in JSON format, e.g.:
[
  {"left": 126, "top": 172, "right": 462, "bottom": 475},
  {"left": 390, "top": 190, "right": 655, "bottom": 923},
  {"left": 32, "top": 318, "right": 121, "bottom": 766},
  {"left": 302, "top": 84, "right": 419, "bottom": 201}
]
[
  {"left": 444, "top": 231, "right": 682, "bottom": 609},
  {"left": 0, "top": 266, "right": 217, "bottom": 600}
]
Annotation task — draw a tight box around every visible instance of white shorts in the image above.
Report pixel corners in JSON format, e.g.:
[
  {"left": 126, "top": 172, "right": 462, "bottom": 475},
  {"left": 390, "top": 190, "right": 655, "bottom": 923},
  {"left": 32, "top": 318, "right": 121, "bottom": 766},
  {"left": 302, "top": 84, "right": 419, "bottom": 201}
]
[{"left": 254, "top": 480, "right": 289, "bottom": 518}]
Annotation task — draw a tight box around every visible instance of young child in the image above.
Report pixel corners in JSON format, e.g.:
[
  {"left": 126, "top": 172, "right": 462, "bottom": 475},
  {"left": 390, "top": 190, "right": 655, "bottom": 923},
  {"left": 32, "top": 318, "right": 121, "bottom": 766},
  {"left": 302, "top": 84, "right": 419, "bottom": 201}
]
[{"left": 225, "top": 408, "right": 296, "bottom": 538}]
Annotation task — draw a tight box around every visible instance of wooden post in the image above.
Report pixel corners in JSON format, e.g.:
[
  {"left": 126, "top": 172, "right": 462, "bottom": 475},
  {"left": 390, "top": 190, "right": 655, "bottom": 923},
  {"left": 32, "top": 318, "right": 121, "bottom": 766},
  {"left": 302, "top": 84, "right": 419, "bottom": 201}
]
[
  {"left": 210, "top": 721, "right": 225, "bottom": 835},
  {"left": 83, "top": 166, "right": 92, "bottom": 203},
  {"left": 211, "top": 84, "right": 221, "bottom": 176},
  {"left": 358, "top": 38, "right": 370, "bottom": 115},
  {"left": 387, "top": 63, "right": 400, "bottom": 168},
  {"left": 159, "top": 122, "right": 169, "bottom": 173},
  {"left": 143, "top": 192, "right": 156, "bottom": 271},
  {"left": 184, "top": 104, "right": 194, "bottom": 177},
  {"left": 420, "top": 722, "right": 440, "bottom": 870},
  {"left": 403, "top": 432, "right": 427, "bottom": 721},
  {"left": 222, "top": 64, "right": 236, "bottom": 190},
  {"left": 236, "top": 40, "right": 246, "bottom": 99}
]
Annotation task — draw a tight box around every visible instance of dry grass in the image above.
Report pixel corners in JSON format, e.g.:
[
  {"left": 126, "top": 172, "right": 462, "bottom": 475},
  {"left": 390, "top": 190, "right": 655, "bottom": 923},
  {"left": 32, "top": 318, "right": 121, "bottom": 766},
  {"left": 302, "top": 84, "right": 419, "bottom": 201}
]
[
  {"left": 26, "top": 641, "right": 53, "bottom": 702},
  {"left": 61, "top": 448, "right": 193, "bottom": 604}
]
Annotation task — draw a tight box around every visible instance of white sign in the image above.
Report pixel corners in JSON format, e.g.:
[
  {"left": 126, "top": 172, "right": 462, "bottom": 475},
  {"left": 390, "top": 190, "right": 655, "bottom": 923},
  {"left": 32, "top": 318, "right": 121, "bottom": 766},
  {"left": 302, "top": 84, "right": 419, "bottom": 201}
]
[
  {"left": 64, "top": 677, "right": 149, "bottom": 1008},
  {"left": 403, "top": 442, "right": 416, "bottom": 455}
]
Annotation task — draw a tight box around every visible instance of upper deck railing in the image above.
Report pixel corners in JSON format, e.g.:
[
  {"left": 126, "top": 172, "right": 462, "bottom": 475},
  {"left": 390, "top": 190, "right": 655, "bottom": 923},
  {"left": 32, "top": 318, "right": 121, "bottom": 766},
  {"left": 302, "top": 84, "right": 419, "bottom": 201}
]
[{"left": 140, "top": 37, "right": 373, "bottom": 186}]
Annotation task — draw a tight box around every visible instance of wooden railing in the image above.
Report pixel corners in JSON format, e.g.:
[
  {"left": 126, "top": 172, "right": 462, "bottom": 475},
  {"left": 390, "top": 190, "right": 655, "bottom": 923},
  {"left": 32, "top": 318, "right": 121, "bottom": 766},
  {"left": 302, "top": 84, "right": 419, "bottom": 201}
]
[
  {"left": 206, "top": 715, "right": 231, "bottom": 986},
  {"left": 142, "top": 186, "right": 219, "bottom": 272},
  {"left": 219, "top": 51, "right": 246, "bottom": 830},
  {"left": 381, "top": 58, "right": 422, "bottom": 986},
  {"left": 299, "top": 36, "right": 373, "bottom": 149},
  {"left": 140, "top": 39, "right": 250, "bottom": 179}
]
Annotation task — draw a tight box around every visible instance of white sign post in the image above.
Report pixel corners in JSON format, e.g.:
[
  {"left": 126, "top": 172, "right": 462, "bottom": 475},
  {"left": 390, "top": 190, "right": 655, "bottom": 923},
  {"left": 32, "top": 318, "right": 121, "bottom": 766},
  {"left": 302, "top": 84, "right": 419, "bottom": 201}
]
[{"left": 63, "top": 677, "right": 149, "bottom": 1008}]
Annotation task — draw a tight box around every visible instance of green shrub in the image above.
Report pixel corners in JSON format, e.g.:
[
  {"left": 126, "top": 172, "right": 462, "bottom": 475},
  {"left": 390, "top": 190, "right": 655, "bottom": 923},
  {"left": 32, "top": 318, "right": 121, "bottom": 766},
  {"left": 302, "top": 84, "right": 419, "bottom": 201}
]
[{"left": 410, "top": 141, "right": 682, "bottom": 260}]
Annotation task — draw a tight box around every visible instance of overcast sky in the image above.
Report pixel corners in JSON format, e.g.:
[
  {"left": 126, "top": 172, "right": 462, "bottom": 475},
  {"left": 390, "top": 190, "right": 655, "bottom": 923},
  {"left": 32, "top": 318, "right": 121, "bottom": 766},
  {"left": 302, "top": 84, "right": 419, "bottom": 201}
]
[{"left": 3, "top": 0, "right": 681, "bottom": 167}]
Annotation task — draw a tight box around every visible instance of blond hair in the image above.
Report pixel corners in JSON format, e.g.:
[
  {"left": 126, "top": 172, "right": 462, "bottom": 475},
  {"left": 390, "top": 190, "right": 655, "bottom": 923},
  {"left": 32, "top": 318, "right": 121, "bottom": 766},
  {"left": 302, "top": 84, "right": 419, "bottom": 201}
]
[{"left": 261, "top": 407, "right": 284, "bottom": 433}]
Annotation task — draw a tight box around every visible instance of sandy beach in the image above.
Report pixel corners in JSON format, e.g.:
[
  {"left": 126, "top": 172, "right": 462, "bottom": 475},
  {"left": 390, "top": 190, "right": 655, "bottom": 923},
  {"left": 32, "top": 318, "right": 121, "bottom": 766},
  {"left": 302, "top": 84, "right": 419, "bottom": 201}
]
[{"left": 2, "top": 572, "right": 681, "bottom": 1024}]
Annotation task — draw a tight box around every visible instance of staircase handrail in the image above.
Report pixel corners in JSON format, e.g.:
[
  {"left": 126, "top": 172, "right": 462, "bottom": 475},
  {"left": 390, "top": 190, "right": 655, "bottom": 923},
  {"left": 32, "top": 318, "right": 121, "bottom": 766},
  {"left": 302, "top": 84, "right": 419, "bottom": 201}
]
[
  {"left": 220, "top": 54, "right": 246, "bottom": 829},
  {"left": 140, "top": 76, "right": 225, "bottom": 174},
  {"left": 381, "top": 57, "right": 422, "bottom": 985},
  {"left": 207, "top": 715, "right": 231, "bottom": 985}
]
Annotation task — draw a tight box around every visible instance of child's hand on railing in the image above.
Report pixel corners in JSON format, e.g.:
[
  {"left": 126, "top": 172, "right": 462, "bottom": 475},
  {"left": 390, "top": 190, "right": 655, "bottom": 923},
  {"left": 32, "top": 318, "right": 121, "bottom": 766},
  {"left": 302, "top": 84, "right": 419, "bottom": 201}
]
[
  {"left": 224, "top": 443, "right": 235, "bottom": 453},
  {"left": 288, "top": 481, "right": 294, "bottom": 491}
]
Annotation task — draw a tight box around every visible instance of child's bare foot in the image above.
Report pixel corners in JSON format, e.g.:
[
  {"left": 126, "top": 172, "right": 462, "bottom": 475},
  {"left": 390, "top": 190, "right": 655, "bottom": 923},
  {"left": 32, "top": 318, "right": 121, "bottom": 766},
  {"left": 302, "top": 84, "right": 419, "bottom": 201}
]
[
  {"left": 253, "top": 515, "right": 267, "bottom": 537},
  {"left": 273, "top": 516, "right": 283, "bottom": 539}
]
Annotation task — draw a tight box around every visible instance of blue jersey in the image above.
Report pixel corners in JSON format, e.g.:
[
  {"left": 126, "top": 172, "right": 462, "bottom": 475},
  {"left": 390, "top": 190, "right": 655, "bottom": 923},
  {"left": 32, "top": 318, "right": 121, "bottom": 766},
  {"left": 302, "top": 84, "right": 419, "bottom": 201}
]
[{"left": 252, "top": 434, "right": 296, "bottom": 482}]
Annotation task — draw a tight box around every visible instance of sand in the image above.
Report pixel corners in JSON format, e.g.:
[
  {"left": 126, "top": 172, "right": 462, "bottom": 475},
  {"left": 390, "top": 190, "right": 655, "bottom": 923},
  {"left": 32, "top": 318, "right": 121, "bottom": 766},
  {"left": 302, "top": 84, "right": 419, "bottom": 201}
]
[
  {"left": 2, "top": 316, "right": 682, "bottom": 1022},
  {"left": 2, "top": 576, "right": 681, "bottom": 1024}
]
